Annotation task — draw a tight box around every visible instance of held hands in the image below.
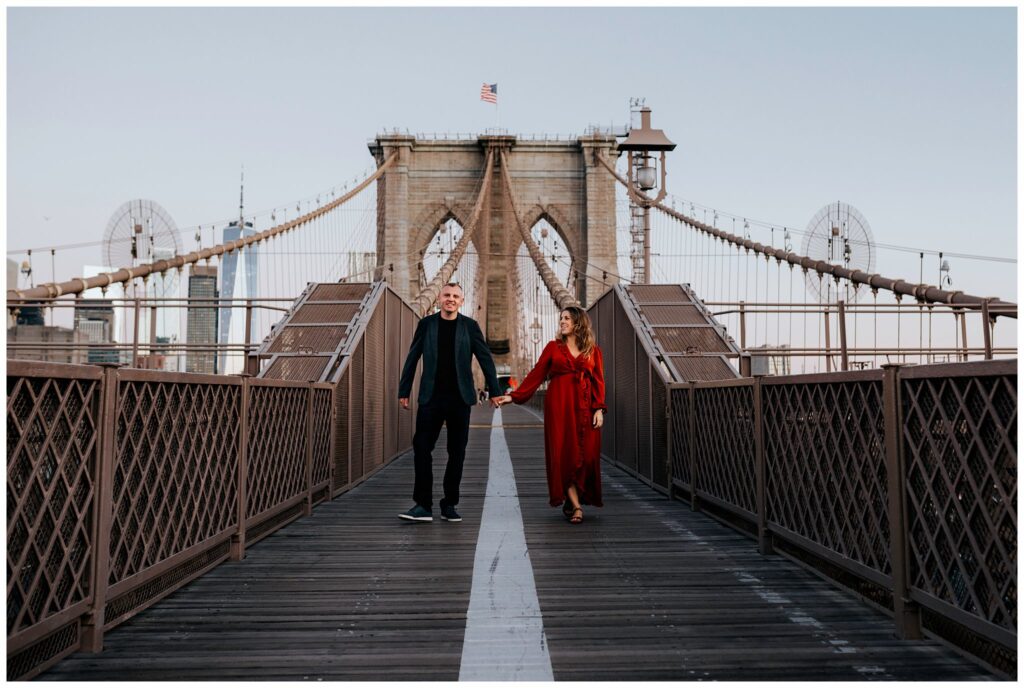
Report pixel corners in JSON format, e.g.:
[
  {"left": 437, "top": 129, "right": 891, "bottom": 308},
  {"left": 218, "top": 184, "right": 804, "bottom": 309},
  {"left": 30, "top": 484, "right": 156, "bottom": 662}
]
[
  {"left": 491, "top": 395, "right": 513, "bottom": 407},
  {"left": 593, "top": 409, "right": 604, "bottom": 429}
]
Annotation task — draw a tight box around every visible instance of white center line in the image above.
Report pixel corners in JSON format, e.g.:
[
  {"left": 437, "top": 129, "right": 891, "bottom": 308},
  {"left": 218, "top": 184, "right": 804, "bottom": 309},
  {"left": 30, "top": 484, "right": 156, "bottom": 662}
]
[{"left": 458, "top": 408, "right": 553, "bottom": 681}]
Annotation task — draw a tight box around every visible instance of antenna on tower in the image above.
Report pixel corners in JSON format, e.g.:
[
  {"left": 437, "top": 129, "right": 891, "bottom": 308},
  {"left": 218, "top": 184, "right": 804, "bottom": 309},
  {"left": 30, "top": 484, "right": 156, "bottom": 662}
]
[{"left": 239, "top": 165, "right": 245, "bottom": 227}]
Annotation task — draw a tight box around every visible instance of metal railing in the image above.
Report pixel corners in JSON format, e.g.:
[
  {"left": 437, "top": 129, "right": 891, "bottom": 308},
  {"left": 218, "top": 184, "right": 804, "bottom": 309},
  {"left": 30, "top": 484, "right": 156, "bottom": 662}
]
[
  {"left": 7, "top": 282, "right": 419, "bottom": 679},
  {"left": 591, "top": 285, "right": 1016, "bottom": 675}
]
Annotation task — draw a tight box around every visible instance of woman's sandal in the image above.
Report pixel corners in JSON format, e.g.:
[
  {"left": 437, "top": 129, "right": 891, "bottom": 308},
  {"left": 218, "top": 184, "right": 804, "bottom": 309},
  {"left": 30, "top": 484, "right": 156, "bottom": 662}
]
[
  {"left": 570, "top": 507, "right": 584, "bottom": 524},
  {"left": 562, "top": 501, "right": 574, "bottom": 519}
]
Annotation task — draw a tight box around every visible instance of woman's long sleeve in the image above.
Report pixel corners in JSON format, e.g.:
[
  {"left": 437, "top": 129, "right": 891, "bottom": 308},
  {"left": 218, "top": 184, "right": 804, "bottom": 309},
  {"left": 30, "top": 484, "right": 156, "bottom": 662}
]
[
  {"left": 510, "top": 342, "right": 554, "bottom": 404},
  {"left": 590, "top": 346, "right": 607, "bottom": 412}
]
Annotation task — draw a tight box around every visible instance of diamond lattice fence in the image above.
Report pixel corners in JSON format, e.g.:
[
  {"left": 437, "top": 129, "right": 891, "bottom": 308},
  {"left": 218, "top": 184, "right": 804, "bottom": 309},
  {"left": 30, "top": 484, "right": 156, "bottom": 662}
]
[
  {"left": 693, "top": 383, "right": 757, "bottom": 517},
  {"left": 246, "top": 383, "right": 309, "bottom": 519},
  {"left": 763, "top": 378, "right": 891, "bottom": 578},
  {"left": 108, "top": 379, "right": 240, "bottom": 586},
  {"left": 902, "top": 372, "right": 1017, "bottom": 635},
  {"left": 7, "top": 370, "right": 101, "bottom": 637}
]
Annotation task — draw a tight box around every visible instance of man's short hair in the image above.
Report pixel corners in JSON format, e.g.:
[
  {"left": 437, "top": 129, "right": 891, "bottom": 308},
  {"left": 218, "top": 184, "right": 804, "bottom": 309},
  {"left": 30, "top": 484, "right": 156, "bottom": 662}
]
[{"left": 443, "top": 281, "right": 464, "bottom": 292}]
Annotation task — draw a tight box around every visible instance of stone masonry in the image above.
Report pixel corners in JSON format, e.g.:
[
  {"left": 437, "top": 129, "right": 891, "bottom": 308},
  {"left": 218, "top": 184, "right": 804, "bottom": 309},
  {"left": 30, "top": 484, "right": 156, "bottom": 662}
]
[{"left": 368, "top": 133, "right": 619, "bottom": 368}]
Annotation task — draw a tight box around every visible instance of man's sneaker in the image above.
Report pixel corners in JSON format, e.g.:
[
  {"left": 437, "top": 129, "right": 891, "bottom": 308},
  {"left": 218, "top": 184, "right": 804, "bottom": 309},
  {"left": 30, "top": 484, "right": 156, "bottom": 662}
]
[
  {"left": 440, "top": 505, "right": 462, "bottom": 522},
  {"left": 398, "top": 505, "right": 433, "bottom": 522}
]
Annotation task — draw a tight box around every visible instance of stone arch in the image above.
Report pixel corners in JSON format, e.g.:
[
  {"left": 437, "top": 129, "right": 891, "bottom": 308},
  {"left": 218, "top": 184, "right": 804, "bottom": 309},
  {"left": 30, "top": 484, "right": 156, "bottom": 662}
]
[
  {"left": 410, "top": 201, "right": 477, "bottom": 259},
  {"left": 517, "top": 203, "right": 579, "bottom": 264}
]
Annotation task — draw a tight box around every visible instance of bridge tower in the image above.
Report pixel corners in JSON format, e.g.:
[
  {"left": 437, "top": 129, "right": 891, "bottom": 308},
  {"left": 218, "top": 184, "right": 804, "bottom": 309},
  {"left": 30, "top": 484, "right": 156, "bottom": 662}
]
[{"left": 369, "top": 132, "right": 619, "bottom": 364}]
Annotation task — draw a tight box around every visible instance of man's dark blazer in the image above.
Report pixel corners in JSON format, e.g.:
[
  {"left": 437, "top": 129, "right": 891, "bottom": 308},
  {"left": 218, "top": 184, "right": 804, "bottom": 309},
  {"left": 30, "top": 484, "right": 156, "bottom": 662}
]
[{"left": 398, "top": 312, "right": 503, "bottom": 406}]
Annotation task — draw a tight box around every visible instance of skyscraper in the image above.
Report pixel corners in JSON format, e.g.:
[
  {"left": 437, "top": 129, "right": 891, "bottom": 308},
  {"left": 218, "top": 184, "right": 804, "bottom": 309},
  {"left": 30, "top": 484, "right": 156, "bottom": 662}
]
[
  {"left": 186, "top": 264, "right": 219, "bottom": 374},
  {"left": 74, "top": 299, "right": 118, "bottom": 364},
  {"left": 218, "top": 220, "right": 258, "bottom": 374}
]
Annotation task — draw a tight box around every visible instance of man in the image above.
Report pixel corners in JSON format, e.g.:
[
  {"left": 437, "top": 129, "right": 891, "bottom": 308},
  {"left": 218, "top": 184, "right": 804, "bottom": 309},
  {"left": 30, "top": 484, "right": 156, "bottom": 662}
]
[{"left": 398, "top": 282, "right": 503, "bottom": 522}]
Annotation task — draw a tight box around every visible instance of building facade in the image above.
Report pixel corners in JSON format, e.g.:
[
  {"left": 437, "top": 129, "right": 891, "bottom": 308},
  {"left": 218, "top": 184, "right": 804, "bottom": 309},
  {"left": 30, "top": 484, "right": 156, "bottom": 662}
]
[{"left": 186, "top": 264, "right": 219, "bottom": 374}]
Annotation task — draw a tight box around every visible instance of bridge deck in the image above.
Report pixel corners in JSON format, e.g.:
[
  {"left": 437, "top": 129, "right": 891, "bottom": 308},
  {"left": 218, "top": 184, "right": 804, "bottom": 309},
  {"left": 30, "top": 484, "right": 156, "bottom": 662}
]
[{"left": 41, "top": 405, "right": 993, "bottom": 681}]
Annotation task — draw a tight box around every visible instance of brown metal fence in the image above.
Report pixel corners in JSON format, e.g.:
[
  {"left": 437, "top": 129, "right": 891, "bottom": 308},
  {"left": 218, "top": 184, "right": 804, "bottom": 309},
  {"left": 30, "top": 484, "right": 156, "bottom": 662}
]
[
  {"left": 7, "top": 363, "right": 104, "bottom": 679},
  {"left": 664, "top": 360, "right": 1016, "bottom": 673},
  {"left": 8, "top": 282, "right": 418, "bottom": 679},
  {"left": 328, "top": 284, "right": 418, "bottom": 495},
  {"left": 592, "top": 281, "right": 1015, "bottom": 670},
  {"left": 899, "top": 360, "right": 1017, "bottom": 652},
  {"left": 590, "top": 285, "right": 677, "bottom": 493}
]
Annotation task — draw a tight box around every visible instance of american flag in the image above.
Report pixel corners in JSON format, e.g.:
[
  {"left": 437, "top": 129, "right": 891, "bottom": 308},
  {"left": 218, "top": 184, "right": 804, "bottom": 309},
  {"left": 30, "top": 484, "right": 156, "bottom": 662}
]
[{"left": 480, "top": 83, "right": 498, "bottom": 104}]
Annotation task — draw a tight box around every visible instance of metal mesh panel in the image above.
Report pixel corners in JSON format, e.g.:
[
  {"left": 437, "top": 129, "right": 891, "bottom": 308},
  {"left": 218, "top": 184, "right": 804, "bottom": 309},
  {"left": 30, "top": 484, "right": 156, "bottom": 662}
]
[
  {"left": 652, "top": 327, "right": 732, "bottom": 353},
  {"left": 597, "top": 295, "right": 615, "bottom": 456},
  {"left": 6, "top": 619, "right": 79, "bottom": 681},
  {"left": 651, "top": 367, "right": 669, "bottom": 488},
  {"left": 628, "top": 284, "right": 690, "bottom": 303},
  {"left": 289, "top": 303, "right": 361, "bottom": 325},
  {"left": 763, "top": 380, "right": 891, "bottom": 577},
  {"left": 267, "top": 326, "right": 348, "bottom": 354},
  {"left": 246, "top": 502, "right": 304, "bottom": 545},
  {"left": 693, "top": 385, "right": 757, "bottom": 518},
  {"left": 669, "top": 387, "right": 691, "bottom": 487},
  {"left": 104, "top": 541, "right": 229, "bottom": 625},
  {"left": 307, "top": 283, "right": 371, "bottom": 301},
  {"left": 902, "top": 372, "right": 1017, "bottom": 635},
  {"left": 642, "top": 305, "right": 708, "bottom": 325},
  {"left": 7, "top": 372, "right": 100, "bottom": 638},
  {"left": 262, "top": 356, "right": 330, "bottom": 382},
  {"left": 636, "top": 348, "right": 652, "bottom": 480},
  {"left": 246, "top": 384, "right": 307, "bottom": 520},
  {"left": 311, "top": 387, "right": 333, "bottom": 487},
  {"left": 109, "top": 380, "right": 240, "bottom": 586},
  {"left": 383, "top": 293, "right": 401, "bottom": 460},
  {"left": 614, "top": 310, "right": 636, "bottom": 472},
  {"left": 669, "top": 356, "right": 737, "bottom": 381},
  {"left": 349, "top": 342, "right": 365, "bottom": 481},
  {"left": 363, "top": 308, "right": 385, "bottom": 475},
  {"left": 397, "top": 308, "right": 415, "bottom": 448},
  {"left": 333, "top": 369, "right": 351, "bottom": 491}
]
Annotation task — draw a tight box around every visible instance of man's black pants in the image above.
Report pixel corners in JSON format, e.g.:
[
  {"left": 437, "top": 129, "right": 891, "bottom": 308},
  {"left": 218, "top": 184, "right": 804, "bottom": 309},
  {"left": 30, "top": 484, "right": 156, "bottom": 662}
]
[{"left": 412, "top": 393, "right": 472, "bottom": 510}]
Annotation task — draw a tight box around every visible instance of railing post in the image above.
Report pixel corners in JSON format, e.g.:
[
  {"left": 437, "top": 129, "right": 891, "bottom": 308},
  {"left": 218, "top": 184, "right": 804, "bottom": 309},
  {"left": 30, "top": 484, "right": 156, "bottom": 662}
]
[
  {"left": 739, "top": 352, "right": 751, "bottom": 377},
  {"left": 823, "top": 304, "right": 833, "bottom": 373},
  {"left": 81, "top": 364, "right": 119, "bottom": 652},
  {"left": 739, "top": 301, "right": 747, "bottom": 349},
  {"left": 882, "top": 363, "right": 922, "bottom": 639},
  {"left": 231, "top": 376, "right": 250, "bottom": 561},
  {"left": 837, "top": 300, "right": 849, "bottom": 371},
  {"left": 131, "top": 295, "right": 141, "bottom": 368},
  {"left": 327, "top": 385, "right": 337, "bottom": 501},
  {"left": 687, "top": 381, "right": 698, "bottom": 512},
  {"left": 957, "top": 308, "right": 969, "bottom": 362},
  {"left": 753, "top": 376, "right": 772, "bottom": 555},
  {"left": 244, "top": 299, "right": 260, "bottom": 375},
  {"left": 665, "top": 383, "right": 674, "bottom": 501},
  {"left": 148, "top": 304, "right": 158, "bottom": 361},
  {"left": 304, "top": 386, "right": 314, "bottom": 516},
  {"left": 981, "top": 299, "right": 993, "bottom": 360}
]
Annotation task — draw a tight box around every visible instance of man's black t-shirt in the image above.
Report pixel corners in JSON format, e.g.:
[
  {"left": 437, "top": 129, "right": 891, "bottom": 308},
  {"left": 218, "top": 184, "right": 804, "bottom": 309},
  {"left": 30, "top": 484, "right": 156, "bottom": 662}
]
[{"left": 434, "top": 316, "right": 458, "bottom": 400}]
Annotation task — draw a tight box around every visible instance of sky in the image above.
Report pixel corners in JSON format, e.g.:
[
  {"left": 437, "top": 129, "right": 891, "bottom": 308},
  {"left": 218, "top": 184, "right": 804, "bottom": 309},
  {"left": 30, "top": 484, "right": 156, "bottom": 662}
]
[{"left": 4, "top": 5, "right": 1019, "bottom": 308}]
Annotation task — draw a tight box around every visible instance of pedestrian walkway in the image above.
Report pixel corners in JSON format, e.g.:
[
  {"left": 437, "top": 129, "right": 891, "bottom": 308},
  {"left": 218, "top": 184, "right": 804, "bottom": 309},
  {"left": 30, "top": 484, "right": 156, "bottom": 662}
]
[{"left": 40, "top": 405, "right": 993, "bottom": 681}]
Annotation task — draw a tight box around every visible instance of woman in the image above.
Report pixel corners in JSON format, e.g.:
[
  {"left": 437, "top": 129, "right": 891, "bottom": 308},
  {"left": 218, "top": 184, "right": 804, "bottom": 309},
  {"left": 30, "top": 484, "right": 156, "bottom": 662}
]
[{"left": 496, "top": 306, "right": 606, "bottom": 524}]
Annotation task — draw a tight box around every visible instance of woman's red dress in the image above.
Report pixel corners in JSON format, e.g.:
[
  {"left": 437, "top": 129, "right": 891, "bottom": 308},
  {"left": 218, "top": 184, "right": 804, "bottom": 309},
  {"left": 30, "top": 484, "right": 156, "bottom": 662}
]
[{"left": 510, "top": 340, "right": 607, "bottom": 507}]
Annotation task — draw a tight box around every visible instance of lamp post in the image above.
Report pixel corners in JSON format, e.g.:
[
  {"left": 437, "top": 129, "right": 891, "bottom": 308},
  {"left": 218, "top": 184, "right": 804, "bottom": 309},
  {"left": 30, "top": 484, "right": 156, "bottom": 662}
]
[
  {"left": 618, "top": 105, "right": 676, "bottom": 283},
  {"left": 529, "top": 315, "right": 542, "bottom": 364}
]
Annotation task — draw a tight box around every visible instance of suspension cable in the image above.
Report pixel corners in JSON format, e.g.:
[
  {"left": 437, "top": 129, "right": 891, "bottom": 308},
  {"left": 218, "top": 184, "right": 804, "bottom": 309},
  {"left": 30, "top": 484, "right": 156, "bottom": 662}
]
[
  {"left": 498, "top": 149, "right": 578, "bottom": 310},
  {"left": 412, "top": 149, "right": 495, "bottom": 316},
  {"left": 8, "top": 151, "right": 400, "bottom": 303},
  {"left": 593, "top": 151, "right": 1017, "bottom": 318}
]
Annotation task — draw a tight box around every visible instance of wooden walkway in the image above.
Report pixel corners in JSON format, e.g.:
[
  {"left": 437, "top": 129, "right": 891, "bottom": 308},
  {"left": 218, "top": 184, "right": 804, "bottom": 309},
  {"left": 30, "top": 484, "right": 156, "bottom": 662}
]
[{"left": 40, "top": 405, "right": 994, "bottom": 681}]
